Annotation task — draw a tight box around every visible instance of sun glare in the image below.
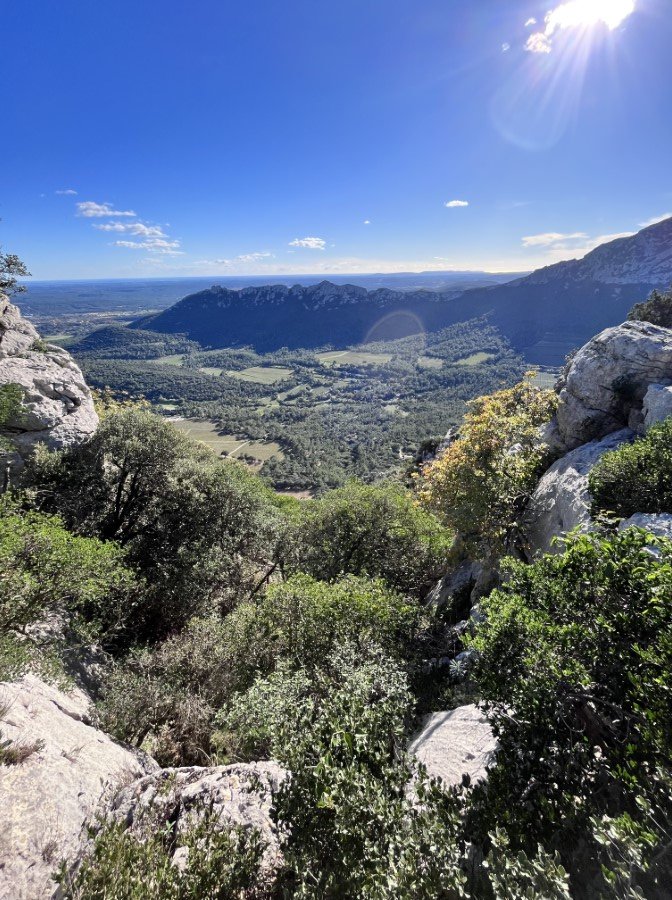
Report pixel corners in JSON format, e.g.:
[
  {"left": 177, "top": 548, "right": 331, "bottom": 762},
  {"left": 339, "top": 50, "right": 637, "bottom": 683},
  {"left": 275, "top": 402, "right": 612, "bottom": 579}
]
[{"left": 548, "top": 0, "right": 636, "bottom": 32}]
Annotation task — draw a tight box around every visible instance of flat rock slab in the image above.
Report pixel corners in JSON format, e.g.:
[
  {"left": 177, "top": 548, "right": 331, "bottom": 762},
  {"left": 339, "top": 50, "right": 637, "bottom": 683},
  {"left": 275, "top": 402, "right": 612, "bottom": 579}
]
[
  {"left": 408, "top": 704, "right": 497, "bottom": 788},
  {"left": 0, "top": 674, "right": 156, "bottom": 900}
]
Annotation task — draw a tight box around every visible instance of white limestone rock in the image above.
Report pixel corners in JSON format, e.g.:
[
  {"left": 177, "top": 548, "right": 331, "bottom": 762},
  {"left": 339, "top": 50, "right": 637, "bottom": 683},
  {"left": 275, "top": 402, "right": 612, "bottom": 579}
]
[
  {"left": 0, "top": 298, "right": 98, "bottom": 460},
  {"left": 618, "top": 513, "right": 672, "bottom": 541},
  {"left": 523, "top": 429, "right": 634, "bottom": 557},
  {"left": 554, "top": 321, "right": 672, "bottom": 451},
  {"left": 0, "top": 674, "right": 157, "bottom": 900},
  {"left": 408, "top": 704, "right": 497, "bottom": 788},
  {"left": 97, "top": 763, "right": 287, "bottom": 882},
  {"left": 642, "top": 383, "right": 672, "bottom": 430}
]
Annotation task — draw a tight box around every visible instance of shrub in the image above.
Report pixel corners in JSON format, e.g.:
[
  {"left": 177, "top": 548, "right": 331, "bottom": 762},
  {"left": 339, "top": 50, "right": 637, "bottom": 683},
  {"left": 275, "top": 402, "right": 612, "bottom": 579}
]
[
  {"left": 0, "top": 499, "right": 137, "bottom": 644},
  {"left": 418, "top": 379, "right": 557, "bottom": 553},
  {"left": 29, "top": 409, "right": 279, "bottom": 637},
  {"left": 628, "top": 288, "right": 672, "bottom": 328},
  {"left": 58, "top": 811, "right": 269, "bottom": 899},
  {"left": 222, "top": 573, "right": 421, "bottom": 690},
  {"left": 96, "top": 617, "right": 234, "bottom": 766},
  {"left": 589, "top": 417, "right": 672, "bottom": 519},
  {"left": 466, "top": 529, "right": 672, "bottom": 895},
  {"left": 281, "top": 480, "right": 452, "bottom": 598}
]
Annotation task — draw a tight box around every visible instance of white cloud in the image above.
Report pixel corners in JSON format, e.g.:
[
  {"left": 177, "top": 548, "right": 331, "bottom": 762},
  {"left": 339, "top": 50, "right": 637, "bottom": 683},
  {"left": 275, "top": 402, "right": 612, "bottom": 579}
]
[
  {"left": 113, "top": 238, "right": 183, "bottom": 255},
  {"left": 525, "top": 31, "right": 552, "bottom": 53},
  {"left": 522, "top": 231, "right": 588, "bottom": 247},
  {"left": 501, "top": 42, "right": 511, "bottom": 52},
  {"left": 94, "top": 221, "right": 168, "bottom": 237},
  {"left": 55, "top": 188, "right": 77, "bottom": 195},
  {"left": 445, "top": 199, "right": 469, "bottom": 208},
  {"left": 526, "top": 0, "right": 636, "bottom": 54},
  {"left": 289, "top": 237, "right": 326, "bottom": 250},
  {"left": 77, "top": 200, "right": 136, "bottom": 218},
  {"left": 520, "top": 228, "right": 635, "bottom": 264},
  {"left": 639, "top": 213, "right": 672, "bottom": 228},
  {"left": 236, "top": 252, "right": 273, "bottom": 263},
  {"left": 525, "top": 17, "right": 537, "bottom": 27},
  {"left": 364, "top": 219, "right": 371, "bottom": 225}
]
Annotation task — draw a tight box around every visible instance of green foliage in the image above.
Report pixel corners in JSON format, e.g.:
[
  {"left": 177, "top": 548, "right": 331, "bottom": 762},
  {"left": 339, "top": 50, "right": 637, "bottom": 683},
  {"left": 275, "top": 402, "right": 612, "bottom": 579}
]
[
  {"left": 467, "top": 529, "right": 672, "bottom": 895},
  {"left": 0, "top": 499, "right": 136, "bottom": 643},
  {"left": 96, "top": 617, "right": 234, "bottom": 766},
  {"left": 58, "top": 811, "right": 268, "bottom": 899},
  {"left": 628, "top": 288, "right": 672, "bottom": 328},
  {"left": 589, "top": 417, "right": 672, "bottom": 519},
  {"left": 0, "top": 248, "right": 30, "bottom": 295},
  {"left": 223, "top": 574, "right": 420, "bottom": 689},
  {"left": 484, "top": 830, "right": 571, "bottom": 899},
  {"left": 28, "top": 409, "right": 279, "bottom": 637},
  {"left": 281, "top": 481, "right": 452, "bottom": 598},
  {"left": 69, "top": 325, "right": 200, "bottom": 360},
  {"left": 418, "top": 379, "right": 557, "bottom": 553},
  {"left": 257, "top": 643, "right": 469, "bottom": 898}
]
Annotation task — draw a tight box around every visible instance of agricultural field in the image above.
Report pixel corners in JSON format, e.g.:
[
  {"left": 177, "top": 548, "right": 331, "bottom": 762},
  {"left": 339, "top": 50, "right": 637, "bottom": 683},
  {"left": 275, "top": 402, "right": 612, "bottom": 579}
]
[
  {"left": 168, "top": 418, "right": 283, "bottom": 463},
  {"left": 316, "top": 350, "right": 393, "bottom": 367},
  {"left": 455, "top": 351, "right": 495, "bottom": 366},
  {"left": 225, "top": 366, "right": 293, "bottom": 384}
]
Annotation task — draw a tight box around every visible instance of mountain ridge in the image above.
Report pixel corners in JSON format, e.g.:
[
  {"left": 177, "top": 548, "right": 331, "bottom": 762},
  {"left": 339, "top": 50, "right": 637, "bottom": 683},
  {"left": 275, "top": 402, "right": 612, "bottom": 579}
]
[{"left": 135, "top": 217, "right": 672, "bottom": 363}]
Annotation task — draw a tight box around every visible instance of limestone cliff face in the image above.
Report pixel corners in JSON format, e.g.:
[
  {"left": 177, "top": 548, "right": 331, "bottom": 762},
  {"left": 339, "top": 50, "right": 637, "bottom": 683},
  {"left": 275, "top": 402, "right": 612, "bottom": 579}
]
[
  {"left": 525, "top": 319, "right": 672, "bottom": 556},
  {"left": 0, "top": 296, "right": 98, "bottom": 461}
]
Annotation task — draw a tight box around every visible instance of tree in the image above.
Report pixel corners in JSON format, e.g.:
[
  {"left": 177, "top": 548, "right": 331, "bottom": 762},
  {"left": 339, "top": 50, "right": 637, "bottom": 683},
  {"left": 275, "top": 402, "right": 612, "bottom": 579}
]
[
  {"left": 0, "top": 244, "right": 30, "bottom": 295},
  {"left": 417, "top": 379, "right": 557, "bottom": 554},
  {"left": 280, "top": 481, "right": 452, "bottom": 598},
  {"left": 628, "top": 288, "right": 672, "bottom": 328},
  {"left": 28, "top": 409, "right": 279, "bottom": 636}
]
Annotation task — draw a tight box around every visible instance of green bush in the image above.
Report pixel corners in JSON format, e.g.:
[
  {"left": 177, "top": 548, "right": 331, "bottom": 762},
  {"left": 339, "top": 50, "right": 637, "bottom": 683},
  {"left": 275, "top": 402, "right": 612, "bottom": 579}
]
[
  {"left": 0, "top": 499, "right": 136, "bottom": 644},
  {"left": 628, "top": 288, "right": 672, "bottom": 328},
  {"left": 281, "top": 480, "right": 452, "bottom": 598},
  {"left": 467, "top": 529, "right": 672, "bottom": 896},
  {"left": 95, "top": 617, "right": 234, "bottom": 766},
  {"left": 223, "top": 573, "right": 420, "bottom": 689},
  {"left": 58, "top": 811, "right": 269, "bottom": 899},
  {"left": 589, "top": 417, "right": 672, "bottom": 519},
  {"left": 29, "top": 409, "right": 279, "bottom": 637}
]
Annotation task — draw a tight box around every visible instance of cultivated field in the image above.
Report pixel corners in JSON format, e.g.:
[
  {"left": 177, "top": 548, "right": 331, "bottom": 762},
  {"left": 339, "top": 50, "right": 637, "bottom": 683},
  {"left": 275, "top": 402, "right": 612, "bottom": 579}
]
[
  {"left": 226, "top": 366, "right": 293, "bottom": 384},
  {"left": 168, "top": 418, "right": 284, "bottom": 462},
  {"left": 316, "top": 350, "right": 392, "bottom": 367}
]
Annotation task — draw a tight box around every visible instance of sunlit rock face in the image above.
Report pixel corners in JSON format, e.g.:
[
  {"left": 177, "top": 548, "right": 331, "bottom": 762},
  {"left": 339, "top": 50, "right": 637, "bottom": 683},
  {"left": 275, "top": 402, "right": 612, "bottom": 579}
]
[
  {"left": 554, "top": 321, "right": 672, "bottom": 452},
  {"left": 0, "top": 296, "right": 98, "bottom": 461}
]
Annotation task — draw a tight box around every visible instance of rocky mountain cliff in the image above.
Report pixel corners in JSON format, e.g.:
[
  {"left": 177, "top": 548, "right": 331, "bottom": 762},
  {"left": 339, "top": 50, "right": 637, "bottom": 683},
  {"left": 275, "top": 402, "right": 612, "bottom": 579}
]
[
  {"left": 0, "top": 296, "right": 98, "bottom": 466},
  {"left": 136, "top": 217, "right": 672, "bottom": 364}
]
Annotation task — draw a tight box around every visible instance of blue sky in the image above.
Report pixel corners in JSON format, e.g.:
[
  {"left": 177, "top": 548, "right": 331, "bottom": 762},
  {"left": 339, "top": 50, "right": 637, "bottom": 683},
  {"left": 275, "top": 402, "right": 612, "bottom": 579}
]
[{"left": 2, "top": 0, "right": 671, "bottom": 279}]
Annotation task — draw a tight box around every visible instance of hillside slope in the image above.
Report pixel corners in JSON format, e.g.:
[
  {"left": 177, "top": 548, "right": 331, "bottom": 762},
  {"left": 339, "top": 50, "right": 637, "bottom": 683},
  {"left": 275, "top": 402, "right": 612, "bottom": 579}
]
[{"left": 136, "top": 217, "right": 672, "bottom": 363}]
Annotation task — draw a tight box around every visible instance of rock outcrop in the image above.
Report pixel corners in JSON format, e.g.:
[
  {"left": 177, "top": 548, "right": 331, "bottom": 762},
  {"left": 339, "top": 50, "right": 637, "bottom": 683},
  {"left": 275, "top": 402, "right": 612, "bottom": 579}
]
[
  {"left": 0, "top": 675, "right": 157, "bottom": 900},
  {"left": 554, "top": 321, "right": 672, "bottom": 452},
  {"left": 0, "top": 297, "right": 98, "bottom": 463},
  {"left": 642, "top": 383, "right": 672, "bottom": 430},
  {"left": 94, "top": 763, "right": 287, "bottom": 881},
  {"left": 618, "top": 513, "right": 672, "bottom": 540},
  {"left": 524, "top": 429, "right": 635, "bottom": 557},
  {"left": 408, "top": 704, "right": 497, "bottom": 788}
]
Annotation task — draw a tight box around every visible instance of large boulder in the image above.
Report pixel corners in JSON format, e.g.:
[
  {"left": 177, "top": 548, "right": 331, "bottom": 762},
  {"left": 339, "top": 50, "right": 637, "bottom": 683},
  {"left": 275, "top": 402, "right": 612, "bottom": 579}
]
[
  {"left": 523, "top": 429, "right": 634, "bottom": 557},
  {"left": 0, "top": 674, "right": 157, "bottom": 900},
  {"left": 0, "top": 298, "right": 98, "bottom": 462},
  {"left": 408, "top": 704, "right": 497, "bottom": 788},
  {"left": 555, "top": 321, "right": 672, "bottom": 451}
]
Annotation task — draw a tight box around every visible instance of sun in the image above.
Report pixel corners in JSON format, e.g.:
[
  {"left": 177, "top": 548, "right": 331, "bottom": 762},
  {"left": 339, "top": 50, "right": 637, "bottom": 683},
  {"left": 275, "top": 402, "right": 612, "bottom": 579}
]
[{"left": 548, "top": 0, "right": 636, "bottom": 32}]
